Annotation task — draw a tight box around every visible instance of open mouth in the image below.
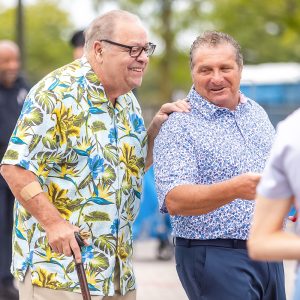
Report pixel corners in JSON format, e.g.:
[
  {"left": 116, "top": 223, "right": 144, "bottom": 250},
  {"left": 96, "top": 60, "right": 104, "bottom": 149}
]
[
  {"left": 129, "top": 67, "right": 143, "bottom": 73},
  {"left": 210, "top": 86, "right": 225, "bottom": 92}
]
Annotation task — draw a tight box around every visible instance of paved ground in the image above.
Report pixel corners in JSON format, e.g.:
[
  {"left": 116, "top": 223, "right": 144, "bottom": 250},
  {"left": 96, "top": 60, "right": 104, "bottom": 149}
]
[{"left": 133, "top": 239, "right": 297, "bottom": 300}]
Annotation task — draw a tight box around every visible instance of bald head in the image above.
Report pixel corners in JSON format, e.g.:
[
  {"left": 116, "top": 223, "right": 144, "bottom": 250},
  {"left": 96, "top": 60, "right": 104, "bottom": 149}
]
[
  {"left": 0, "top": 40, "right": 21, "bottom": 88},
  {"left": 84, "top": 10, "right": 143, "bottom": 53}
]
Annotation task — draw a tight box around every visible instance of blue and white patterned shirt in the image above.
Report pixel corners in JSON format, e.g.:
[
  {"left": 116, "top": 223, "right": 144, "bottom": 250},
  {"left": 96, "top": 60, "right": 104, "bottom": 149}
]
[{"left": 153, "top": 87, "right": 275, "bottom": 240}]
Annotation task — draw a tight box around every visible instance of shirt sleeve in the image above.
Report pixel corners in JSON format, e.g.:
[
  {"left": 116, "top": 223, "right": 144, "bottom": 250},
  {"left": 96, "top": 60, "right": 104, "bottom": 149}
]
[
  {"left": 1, "top": 82, "right": 62, "bottom": 183},
  {"left": 153, "top": 113, "right": 198, "bottom": 213},
  {"left": 257, "top": 114, "right": 300, "bottom": 200}
]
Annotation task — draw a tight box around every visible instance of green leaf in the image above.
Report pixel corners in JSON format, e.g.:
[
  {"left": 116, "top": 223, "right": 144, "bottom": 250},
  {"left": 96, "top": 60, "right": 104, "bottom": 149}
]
[
  {"left": 27, "top": 223, "right": 36, "bottom": 244},
  {"left": 78, "top": 174, "right": 93, "bottom": 190},
  {"left": 14, "top": 241, "right": 23, "bottom": 257},
  {"left": 91, "top": 121, "right": 107, "bottom": 132},
  {"left": 102, "top": 165, "right": 116, "bottom": 185},
  {"left": 24, "top": 108, "right": 43, "bottom": 126},
  {"left": 102, "top": 144, "right": 118, "bottom": 165},
  {"left": 89, "top": 253, "right": 109, "bottom": 272},
  {"left": 116, "top": 188, "right": 122, "bottom": 209},
  {"left": 73, "top": 111, "right": 86, "bottom": 127},
  {"left": 83, "top": 211, "right": 110, "bottom": 222},
  {"left": 141, "top": 134, "right": 148, "bottom": 149},
  {"left": 65, "top": 198, "right": 84, "bottom": 211},
  {"left": 102, "top": 278, "right": 110, "bottom": 295},
  {"left": 86, "top": 71, "right": 100, "bottom": 85},
  {"left": 42, "top": 127, "right": 57, "bottom": 149},
  {"left": 3, "top": 150, "right": 18, "bottom": 160},
  {"left": 35, "top": 90, "right": 56, "bottom": 114},
  {"left": 66, "top": 261, "right": 75, "bottom": 273},
  {"left": 94, "top": 234, "right": 116, "bottom": 256},
  {"left": 29, "top": 134, "right": 42, "bottom": 152}
]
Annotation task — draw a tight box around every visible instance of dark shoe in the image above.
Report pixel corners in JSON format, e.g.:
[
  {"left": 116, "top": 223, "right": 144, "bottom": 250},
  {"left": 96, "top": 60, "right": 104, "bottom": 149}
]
[
  {"left": 156, "top": 239, "right": 174, "bottom": 261},
  {"left": 0, "top": 284, "right": 19, "bottom": 300}
]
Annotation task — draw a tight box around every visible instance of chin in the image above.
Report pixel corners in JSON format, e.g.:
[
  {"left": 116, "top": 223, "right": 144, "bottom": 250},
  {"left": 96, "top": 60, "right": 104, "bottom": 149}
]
[{"left": 133, "top": 79, "right": 143, "bottom": 88}]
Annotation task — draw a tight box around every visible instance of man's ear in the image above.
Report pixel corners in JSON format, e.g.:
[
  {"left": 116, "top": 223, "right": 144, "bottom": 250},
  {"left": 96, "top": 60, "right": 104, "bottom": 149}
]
[{"left": 93, "top": 41, "right": 103, "bottom": 62}]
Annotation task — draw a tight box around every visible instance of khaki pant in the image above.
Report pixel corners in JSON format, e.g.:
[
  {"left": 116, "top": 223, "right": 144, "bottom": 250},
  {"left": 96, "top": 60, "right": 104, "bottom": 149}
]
[{"left": 19, "top": 266, "right": 136, "bottom": 300}]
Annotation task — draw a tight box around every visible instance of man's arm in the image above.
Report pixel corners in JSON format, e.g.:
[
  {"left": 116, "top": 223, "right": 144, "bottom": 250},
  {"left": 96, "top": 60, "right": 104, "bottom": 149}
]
[
  {"left": 248, "top": 194, "right": 300, "bottom": 260},
  {"left": 0, "top": 164, "right": 83, "bottom": 263},
  {"left": 145, "top": 100, "right": 190, "bottom": 170},
  {"left": 166, "top": 172, "right": 261, "bottom": 215}
]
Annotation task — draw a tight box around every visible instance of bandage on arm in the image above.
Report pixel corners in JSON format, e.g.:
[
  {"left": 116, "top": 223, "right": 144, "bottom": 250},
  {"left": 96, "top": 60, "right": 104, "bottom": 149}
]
[{"left": 20, "top": 181, "right": 44, "bottom": 201}]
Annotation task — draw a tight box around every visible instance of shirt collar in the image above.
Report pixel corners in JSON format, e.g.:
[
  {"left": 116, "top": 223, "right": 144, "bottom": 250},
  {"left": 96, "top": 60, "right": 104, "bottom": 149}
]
[
  {"left": 187, "top": 86, "right": 251, "bottom": 118},
  {"left": 78, "top": 56, "right": 133, "bottom": 112}
]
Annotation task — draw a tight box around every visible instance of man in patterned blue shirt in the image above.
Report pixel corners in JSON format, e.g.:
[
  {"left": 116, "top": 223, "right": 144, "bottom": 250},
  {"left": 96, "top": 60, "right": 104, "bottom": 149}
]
[{"left": 154, "top": 31, "right": 285, "bottom": 300}]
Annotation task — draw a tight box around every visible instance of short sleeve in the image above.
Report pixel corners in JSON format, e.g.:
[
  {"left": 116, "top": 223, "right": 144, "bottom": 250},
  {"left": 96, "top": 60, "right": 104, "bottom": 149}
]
[
  {"left": 257, "top": 114, "right": 300, "bottom": 200},
  {"left": 1, "top": 82, "right": 61, "bottom": 183},
  {"left": 153, "top": 113, "right": 198, "bottom": 213}
]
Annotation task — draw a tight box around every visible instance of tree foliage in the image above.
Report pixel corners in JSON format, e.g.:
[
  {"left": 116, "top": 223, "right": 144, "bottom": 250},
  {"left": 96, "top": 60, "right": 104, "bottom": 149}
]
[
  {"left": 2, "top": 0, "right": 300, "bottom": 110},
  {"left": 207, "top": 0, "right": 300, "bottom": 63},
  {"left": 0, "top": 0, "right": 74, "bottom": 84}
]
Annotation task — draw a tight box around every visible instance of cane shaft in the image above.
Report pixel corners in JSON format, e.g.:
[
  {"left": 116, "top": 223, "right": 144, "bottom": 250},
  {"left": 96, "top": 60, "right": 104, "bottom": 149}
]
[
  {"left": 73, "top": 232, "right": 92, "bottom": 300},
  {"left": 75, "top": 262, "right": 91, "bottom": 300}
]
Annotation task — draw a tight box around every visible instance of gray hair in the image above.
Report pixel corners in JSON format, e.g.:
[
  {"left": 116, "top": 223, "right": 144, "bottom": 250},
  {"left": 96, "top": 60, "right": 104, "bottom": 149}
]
[
  {"left": 84, "top": 10, "right": 141, "bottom": 52},
  {"left": 0, "top": 40, "right": 20, "bottom": 53},
  {"left": 189, "top": 31, "right": 243, "bottom": 70}
]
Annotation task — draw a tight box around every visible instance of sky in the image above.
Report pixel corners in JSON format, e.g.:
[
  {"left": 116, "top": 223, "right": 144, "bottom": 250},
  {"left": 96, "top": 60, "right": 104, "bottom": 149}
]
[{"left": 1, "top": 0, "right": 117, "bottom": 28}]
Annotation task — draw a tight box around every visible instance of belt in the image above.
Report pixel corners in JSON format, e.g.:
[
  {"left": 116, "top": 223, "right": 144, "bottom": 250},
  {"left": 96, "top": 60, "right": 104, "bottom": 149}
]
[{"left": 175, "top": 237, "right": 247, "bottom": 249}]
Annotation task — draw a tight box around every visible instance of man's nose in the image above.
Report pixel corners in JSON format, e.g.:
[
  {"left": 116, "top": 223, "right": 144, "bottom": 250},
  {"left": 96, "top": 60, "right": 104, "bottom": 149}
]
[
  {"left": 211, "top": 71, "right": 223, "bottom": 83},
  {"left": 8, "top": 59, "right": 20, "bottom": 70},
  {"left": 136, "top": 49, "right": 149, "bottom": 62}
]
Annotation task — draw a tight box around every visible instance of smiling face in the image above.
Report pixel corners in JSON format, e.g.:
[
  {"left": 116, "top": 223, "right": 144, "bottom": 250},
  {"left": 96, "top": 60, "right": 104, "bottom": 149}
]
[
  {"left": 96, "top": 18, "right": 149, "bottom": 100},
  {"left": 191, "top": 43, "right": 242, "bottom": 110}
]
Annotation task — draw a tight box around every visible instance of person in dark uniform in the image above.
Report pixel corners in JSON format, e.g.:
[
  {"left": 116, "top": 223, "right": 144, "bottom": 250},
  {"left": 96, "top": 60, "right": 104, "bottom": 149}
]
[{"left": 0, "top": 40, "right": 29, "bottom": 300}]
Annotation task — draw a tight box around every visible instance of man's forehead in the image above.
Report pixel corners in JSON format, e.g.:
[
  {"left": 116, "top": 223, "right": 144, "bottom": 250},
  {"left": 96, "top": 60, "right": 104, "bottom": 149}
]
[{"left": 113, "top": 24, "right": 148, "bottom": 45}]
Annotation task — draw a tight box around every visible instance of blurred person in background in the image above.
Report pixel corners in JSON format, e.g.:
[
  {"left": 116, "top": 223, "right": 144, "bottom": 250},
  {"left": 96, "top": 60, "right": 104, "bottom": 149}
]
[
  {"left": 70, "top": 29, "right": 85, "bottom": 60},
  {"left": 0, "top": 40, "right": 29, "bottom": 300},
  {"left": 154, "top": 31, "right": 285, "bottom": 300},
  {"left": 0, "top": 10, "right": 189, "bottom": 300},
  {"left": 248, "top": 108, "right": 300, "bottom": 300}
]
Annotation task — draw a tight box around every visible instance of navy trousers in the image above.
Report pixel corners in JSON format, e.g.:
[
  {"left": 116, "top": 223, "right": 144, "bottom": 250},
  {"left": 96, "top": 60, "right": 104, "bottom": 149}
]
[
  {"left": 0, "top": 174, "right": 15, "bottom": 285},
  {"left": 175, "top": 239, "right": 286, "bottom": 300}
]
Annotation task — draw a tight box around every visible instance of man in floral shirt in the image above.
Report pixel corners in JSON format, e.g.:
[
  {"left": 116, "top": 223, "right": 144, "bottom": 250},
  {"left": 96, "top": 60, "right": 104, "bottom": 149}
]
[
  {"left": 0, "top": 10, "right": 189, "bottom": 300},
  {"left": 154, "top": 31, "right": 285, "bottom": 299}
]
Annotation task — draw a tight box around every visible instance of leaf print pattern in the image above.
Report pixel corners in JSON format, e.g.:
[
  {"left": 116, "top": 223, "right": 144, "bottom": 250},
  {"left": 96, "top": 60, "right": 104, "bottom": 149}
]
[{"left": 1, "top": 57, "right": 147, "bottom": 296}]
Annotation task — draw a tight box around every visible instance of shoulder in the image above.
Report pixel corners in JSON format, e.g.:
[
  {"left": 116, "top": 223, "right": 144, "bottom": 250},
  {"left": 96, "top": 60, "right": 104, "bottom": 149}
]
[
  {"left": 277, "top": 109, "right": 300, "bottom": 141},
  {"left": 160, "top": 111, "right": 191, "bottom": 135}
]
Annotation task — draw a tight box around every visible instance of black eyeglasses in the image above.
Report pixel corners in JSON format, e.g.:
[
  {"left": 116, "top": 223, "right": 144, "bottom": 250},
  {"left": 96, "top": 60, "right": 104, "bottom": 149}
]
[{"left": 100, "top": 39, "right": 156, "bottom": 58}]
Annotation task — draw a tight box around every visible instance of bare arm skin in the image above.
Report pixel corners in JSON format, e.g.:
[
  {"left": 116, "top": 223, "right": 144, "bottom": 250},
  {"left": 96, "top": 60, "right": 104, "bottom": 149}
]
[
  {"left": 166, "top": 172, "right": 261, "bottom": 215},
  {"left": 0, "top": 164, "right": 84, "bottom": 263},
  {"left": 146, "top": 100, "right": 190, "bottom": 170},
  {"left": 248, "top": 195, "right": 300, "bottom": 261}
]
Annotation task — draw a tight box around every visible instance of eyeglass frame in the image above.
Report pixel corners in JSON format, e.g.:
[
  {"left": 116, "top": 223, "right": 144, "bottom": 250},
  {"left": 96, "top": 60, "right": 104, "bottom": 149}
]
[{"left": 99, "top": 39, "right": 156, "bottom": 58}]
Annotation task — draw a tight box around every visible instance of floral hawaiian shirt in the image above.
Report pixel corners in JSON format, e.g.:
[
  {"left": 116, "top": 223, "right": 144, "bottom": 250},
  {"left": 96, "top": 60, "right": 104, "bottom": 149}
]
[
  {"left": 154, "top": 87, "right": 275, "bottom": 240},
  {"left": 1, "top": 57, "right": 147, "bottom": 296}
]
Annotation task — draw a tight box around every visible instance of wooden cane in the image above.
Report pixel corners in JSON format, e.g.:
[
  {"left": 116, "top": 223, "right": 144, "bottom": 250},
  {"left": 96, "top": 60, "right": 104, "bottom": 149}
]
[{"left": 74, "top": 231, "right": 91, "bottom": 300}]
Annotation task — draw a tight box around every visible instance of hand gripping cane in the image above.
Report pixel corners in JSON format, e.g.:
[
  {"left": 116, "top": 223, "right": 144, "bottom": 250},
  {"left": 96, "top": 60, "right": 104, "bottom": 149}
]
[{"left": 74, "top": 231, "right": 91, "bottom": 300}]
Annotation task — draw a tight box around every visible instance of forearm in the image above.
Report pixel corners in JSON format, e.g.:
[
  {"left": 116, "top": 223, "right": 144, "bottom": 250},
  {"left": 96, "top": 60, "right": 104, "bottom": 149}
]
[
  {"left": 166, "top": 179, "right": 238, "bottom": 216},
  {"left": 248, "top": 231, "right": 300, "bottom": 260},
  {"left": 248, "top": 195, "right": 295, "bottom": 260},
  {"left": 145, "top": 121, "right": 159, "bottom": 170},
  {"left": 0, "top": 165, "right": 64, "bottom": 229}
]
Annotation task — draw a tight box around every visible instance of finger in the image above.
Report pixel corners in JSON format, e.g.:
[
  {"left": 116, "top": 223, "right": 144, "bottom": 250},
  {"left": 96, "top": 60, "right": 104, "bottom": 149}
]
[
  {"left": 70, "top": 238, "right": 82, "bottom": 263},
  {"left": 62, "top": 239, "right": 72, "bottom": 257},
  {"left": 50, "top": 244, "right": 59, "bottom": 253},
  {"left": 176, "top": 102, "right": 190, "bottom": 112},
  {"left": 162, "top": 103, "right": 185, "bottom": 113},
  {"left": 83, "top": 239, "right": 90, "bottom": 246}
]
